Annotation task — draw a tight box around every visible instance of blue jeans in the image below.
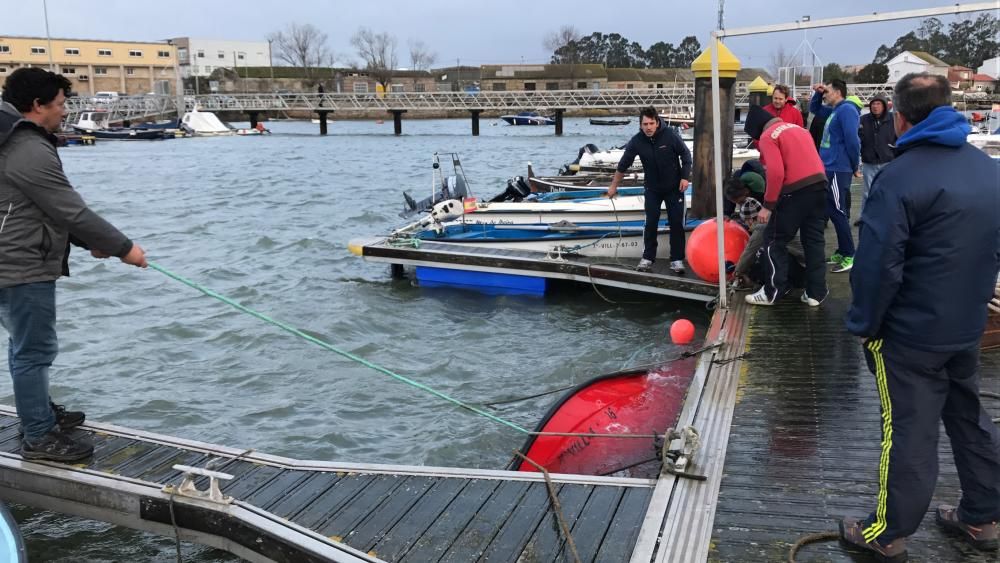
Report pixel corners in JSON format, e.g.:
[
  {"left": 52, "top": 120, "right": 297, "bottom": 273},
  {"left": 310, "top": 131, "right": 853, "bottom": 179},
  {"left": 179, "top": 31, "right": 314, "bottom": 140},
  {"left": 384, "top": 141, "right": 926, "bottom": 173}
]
[
  {"left": 0, "top": 282, "right": 57, "bottom": 441},
  {"left": 861, "top": 162, "right": 887, "bottom": 214}
]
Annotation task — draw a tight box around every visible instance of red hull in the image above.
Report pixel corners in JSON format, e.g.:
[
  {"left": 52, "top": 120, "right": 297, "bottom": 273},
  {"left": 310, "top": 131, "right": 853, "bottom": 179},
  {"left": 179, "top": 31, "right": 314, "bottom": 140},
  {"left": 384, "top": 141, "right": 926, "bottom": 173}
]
[{"left": 512, "top": 356, "right": 697, "bottom": 477}]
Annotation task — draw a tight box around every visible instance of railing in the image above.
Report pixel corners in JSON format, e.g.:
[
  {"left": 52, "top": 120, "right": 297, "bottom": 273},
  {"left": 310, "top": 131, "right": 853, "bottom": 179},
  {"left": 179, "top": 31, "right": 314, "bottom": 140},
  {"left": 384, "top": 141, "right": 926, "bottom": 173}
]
[{"left": 65, "top": 84, "right": 905, "bottom": 122}]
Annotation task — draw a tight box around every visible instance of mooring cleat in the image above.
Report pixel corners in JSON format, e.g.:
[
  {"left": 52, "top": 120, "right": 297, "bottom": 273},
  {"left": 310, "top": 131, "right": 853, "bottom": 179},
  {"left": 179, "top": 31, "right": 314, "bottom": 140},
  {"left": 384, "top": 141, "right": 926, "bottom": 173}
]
[{"left": 166, "top": 464, "right": 234, "bottom": 504}]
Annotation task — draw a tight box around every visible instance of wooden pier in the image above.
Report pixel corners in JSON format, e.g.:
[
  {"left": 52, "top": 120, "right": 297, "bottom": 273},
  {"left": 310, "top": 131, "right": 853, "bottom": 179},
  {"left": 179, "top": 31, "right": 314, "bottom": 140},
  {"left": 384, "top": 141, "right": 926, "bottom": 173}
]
[{"left": 348, "top": 238, "right": 720, "bottom": 303}]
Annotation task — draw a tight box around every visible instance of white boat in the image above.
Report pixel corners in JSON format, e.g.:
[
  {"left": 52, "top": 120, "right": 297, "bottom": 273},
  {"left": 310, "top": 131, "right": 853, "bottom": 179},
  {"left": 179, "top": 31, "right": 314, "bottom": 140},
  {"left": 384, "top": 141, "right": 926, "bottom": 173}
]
[
  {"left": 457, "top": 191, "right": 690, "bottom": 226},
  {"left": 181, "top": 108, "right": 234, "bottom": 136},
  {"left": 576, "top": 143, "right": 760, "bottom": 172}
]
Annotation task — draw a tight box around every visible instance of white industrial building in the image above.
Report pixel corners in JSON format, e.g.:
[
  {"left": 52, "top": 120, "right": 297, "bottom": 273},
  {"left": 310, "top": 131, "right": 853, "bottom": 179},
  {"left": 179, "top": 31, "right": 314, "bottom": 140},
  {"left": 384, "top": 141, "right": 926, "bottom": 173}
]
[{"left": 169, "top": 37, "right": 270, "bottom": 78}]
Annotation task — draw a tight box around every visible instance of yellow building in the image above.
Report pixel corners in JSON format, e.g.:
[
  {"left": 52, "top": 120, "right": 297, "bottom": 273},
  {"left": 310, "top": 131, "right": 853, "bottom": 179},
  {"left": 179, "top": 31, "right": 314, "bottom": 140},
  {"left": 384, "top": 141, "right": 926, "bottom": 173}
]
[{"left": 0, "top": 36, "right": 178, "bottom": 96}]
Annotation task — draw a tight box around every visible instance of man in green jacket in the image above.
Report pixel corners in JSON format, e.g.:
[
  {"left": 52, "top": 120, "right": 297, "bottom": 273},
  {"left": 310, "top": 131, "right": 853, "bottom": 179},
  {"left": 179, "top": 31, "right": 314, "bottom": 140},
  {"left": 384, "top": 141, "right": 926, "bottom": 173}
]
[{"left": 0, "top": 68, "right": 147, "bottom": 462}]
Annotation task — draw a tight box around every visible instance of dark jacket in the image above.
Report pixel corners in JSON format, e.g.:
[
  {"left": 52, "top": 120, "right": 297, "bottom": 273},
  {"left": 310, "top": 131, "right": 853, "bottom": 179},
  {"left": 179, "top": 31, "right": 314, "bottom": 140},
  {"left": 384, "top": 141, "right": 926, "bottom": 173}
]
[
  {"left": 859, "top": 95, "right": 896, "bottom": 164},
  {"left": 616, "top": 117, "right": 692, "bottom": 194},
  {"left": 0, "top": 101, "right": 132, "bottom": 287},
  {"left": 846, "top": 106, "right": 1000, "bottom": 351}
]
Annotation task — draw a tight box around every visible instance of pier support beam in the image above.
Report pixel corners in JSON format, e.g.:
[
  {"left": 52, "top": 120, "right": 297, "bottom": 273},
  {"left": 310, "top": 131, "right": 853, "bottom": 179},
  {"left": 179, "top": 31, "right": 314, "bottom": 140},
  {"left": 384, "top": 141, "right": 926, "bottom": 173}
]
[
  {"left": 470, "top": 110, "right": 482, "bottom": 136},
  {"left": 248, "top": 112, "right": 259, "bottom": 129},
  {"left": 316, "top": 111, "right": 330, "bottom": 135},
  {"left": 390, "top": 110, "right": 406, "bottom": 136},
  {"left": 553, "top": 108, "right": 565, "bottom": 136}
]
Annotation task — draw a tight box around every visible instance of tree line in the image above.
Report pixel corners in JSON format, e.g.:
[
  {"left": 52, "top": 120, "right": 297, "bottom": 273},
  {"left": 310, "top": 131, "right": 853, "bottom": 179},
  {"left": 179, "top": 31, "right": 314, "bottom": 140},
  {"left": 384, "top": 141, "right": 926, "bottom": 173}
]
[
  {"left": 545, "top": 26, "right": 702, "bottom": 69},
  {"left": 266, "top": 23, "right": 438, "bottom": 87}
]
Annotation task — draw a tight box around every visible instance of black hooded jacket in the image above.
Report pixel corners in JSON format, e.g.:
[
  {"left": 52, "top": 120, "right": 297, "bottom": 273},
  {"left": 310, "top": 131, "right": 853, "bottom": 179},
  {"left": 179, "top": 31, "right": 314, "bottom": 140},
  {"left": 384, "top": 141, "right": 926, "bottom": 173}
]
[
  {"left": 859, "top": 95, "right": 896, "bottom": 164},
  {"left": 616, "top": 117, "right": 692, "bottom": 194}
]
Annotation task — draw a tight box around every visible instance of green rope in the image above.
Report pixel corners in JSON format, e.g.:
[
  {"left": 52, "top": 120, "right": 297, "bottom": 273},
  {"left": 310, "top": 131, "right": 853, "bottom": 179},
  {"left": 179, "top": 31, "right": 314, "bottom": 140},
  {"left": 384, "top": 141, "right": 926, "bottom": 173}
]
[{"left": 148, "top": 261, "right": 530, "bottom": 434}]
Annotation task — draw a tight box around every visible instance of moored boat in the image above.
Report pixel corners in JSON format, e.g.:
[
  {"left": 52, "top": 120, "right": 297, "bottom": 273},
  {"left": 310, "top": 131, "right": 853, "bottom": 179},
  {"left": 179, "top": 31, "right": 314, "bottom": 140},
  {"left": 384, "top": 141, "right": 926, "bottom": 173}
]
[
  {"left": 590, "top": 118, "right": 631, "bottom": 126},
  {"left": 500, "top": 112, "right": 556, "bottom": 126}
]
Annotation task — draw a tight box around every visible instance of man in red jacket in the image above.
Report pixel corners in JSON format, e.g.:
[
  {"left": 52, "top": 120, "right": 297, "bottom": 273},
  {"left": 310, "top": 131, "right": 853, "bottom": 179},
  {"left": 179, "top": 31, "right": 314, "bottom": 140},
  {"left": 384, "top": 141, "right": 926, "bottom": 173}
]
[
  {"left": 742, "top": 105, "right": 828, "bottom": 306},
  {"left": 762, "top": 84, "right": 804, "bottom": 127}
]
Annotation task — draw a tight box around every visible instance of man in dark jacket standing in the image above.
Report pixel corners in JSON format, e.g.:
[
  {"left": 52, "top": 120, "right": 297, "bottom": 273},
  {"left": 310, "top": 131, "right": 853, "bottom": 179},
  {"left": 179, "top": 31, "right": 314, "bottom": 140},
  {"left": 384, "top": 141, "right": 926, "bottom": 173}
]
[
  {"left": 608, "top": 106, "right": 691, "bottom": 274},
  {"left": 0, "top": 68, "right": 147, "bottom": 462},
  {"left": 858, "top": 94, "right": 896, "bottom": 217},
  {"left": 841, "top": 73, "right": 1000, "bottom": 562}
]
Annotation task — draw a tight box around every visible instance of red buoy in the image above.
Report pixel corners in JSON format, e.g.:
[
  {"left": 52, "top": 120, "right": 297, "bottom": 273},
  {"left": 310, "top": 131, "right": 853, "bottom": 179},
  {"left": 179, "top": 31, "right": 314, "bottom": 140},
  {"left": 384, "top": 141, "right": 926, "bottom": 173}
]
[
  {"left": 670, "top": 319, "right": 695, "bottom": 344},
  {"left": 685, "top": 219, "right": 749, "bottom": 283}
]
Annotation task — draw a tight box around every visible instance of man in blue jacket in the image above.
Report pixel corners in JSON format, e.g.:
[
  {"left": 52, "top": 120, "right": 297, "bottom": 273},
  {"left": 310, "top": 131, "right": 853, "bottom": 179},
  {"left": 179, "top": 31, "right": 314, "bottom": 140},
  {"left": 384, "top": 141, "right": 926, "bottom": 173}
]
[
  {"left": 840, "top": 73, "right": 1000, "bottom": 562},
  {"left": 810, "top": 79, "right": 861, "bottom": 273},
  {"left": 608, "top": 106, "right": 692, "bottom": 274}
]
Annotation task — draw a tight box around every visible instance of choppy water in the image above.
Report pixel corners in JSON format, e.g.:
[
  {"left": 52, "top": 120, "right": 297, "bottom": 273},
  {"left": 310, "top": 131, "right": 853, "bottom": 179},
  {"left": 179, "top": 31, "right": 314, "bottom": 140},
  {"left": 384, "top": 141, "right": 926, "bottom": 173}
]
[{"left": 4, "top": 118, "right": 711, "bottom": 561}]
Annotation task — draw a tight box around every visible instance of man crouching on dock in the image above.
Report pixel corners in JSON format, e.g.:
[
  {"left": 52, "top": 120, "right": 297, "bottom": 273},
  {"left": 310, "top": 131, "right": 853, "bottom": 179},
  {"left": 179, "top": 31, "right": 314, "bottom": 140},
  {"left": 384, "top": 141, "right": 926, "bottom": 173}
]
[{"left": 0, "top": 68, "right": 147, "bottom": 462}]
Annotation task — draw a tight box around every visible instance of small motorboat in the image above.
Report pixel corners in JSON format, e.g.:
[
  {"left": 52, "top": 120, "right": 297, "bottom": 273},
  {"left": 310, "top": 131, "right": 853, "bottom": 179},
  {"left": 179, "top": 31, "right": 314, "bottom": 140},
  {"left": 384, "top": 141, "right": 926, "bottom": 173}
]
[
  {"left": 659, "top": 111, "right": 695, "bottom": 127},
  {"left": 500, "top": 111, "right": 556, "bottom": 126},
  {"left": 0, "top": 502, "right": 26, "bottom": 562},
  {"left": 71, "top": 112, "right": 167, "bottom": 141},
  {"left": 590, "top": 118, "right": 631, "bottom": 126}
]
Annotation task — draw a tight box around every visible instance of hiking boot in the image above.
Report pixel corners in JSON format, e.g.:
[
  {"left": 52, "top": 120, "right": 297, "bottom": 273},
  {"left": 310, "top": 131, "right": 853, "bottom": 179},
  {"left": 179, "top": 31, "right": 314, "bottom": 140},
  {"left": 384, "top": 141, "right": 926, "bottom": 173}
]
[
  {"left": 745, "top": 287, "right": 775, "bottom": 306},
  {"left": 51, "top": 402, "right": 85, "bottom": 430},
  {"left": 827, "top": 252, "right": 844, "bottom": 264},
  {"left": 801, "top": 290, "right": 829, "bottom": 307},
  {"left": 18, "top": 401, "right": 85, "bottom": 438},
  {"left": 838, "top": 517, "right": 908, "bottom": 563},
  {"left": 669, "top": 260, "right": 686, "bottom": 275},
  {"left": 936, "top": 504, "right": 999, "bottom": 551},
  {"left": 832, "top": 256, "right": 854, "bottom": 273},
  {"left": 636, "top": 258, "right": 654, "bottom": 272},
  {"left": 21, "top": 428, "right": 94, "bottom": 462}
]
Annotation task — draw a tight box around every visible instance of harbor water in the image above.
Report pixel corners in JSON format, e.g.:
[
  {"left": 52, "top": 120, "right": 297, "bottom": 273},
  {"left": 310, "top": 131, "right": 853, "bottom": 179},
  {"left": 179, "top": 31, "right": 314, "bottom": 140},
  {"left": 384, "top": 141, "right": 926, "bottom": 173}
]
[{"left": 3, "top": 117, "right": 711, "bottom": 561}]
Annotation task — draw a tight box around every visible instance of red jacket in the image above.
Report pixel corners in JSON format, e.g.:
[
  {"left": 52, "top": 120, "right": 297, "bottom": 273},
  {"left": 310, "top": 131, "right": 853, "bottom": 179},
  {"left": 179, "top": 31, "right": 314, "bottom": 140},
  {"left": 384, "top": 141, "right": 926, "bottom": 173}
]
[
  {"left": 756, "top": 119, "right": 826, "bottom": 210},
  {"left": 763, "top": 101, "right": 804, "bottom": 127}
]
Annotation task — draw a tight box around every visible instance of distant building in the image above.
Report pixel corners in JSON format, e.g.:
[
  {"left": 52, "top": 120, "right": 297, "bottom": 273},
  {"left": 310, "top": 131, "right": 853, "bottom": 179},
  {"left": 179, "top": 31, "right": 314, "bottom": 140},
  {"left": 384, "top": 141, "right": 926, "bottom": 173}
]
[
  {"left": 947, "top": 66, "right": 974, "bottom": 89},
  {"left": 431, "top": 66, "right": 481, "bottom": 92},
  {"left": 885, "top": 51, "right": 949, "bottom": 82},
  {"left": 0, "top": 35, "right": 177, "bottom": 95},
  {"left": 170, "top": 38, "right": 270, "bottom": 78},
  {"left": 978, "top": 56, "right": 1000, "bottom": 80},
  {"left": 480, "top": 64, "right": 608, "bottom": 91},
  {"left": 605, "top": 68, "right": 694, "bottom": 90},
  {"left": 971, "top": 73, "right": 997, "bottom": 93}
]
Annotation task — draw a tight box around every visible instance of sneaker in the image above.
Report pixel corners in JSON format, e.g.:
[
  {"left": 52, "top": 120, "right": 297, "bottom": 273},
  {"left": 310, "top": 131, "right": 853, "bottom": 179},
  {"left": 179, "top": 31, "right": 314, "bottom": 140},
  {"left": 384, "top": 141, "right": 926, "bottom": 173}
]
[
  {"left": 832, "top": 256, "right": 853, "bottom": 273},
  {"left": 669, "top": 260, "right": 685, "bottom": 275},
  {"left": 838, "top": 517, "right": 908, "bottom": 563},
  {"left": 636, "top": 258, "right": 654, "bottom": 272},
  {"left": 18, "top": 401, "right": 85, "bottom": 438},
  {"left": 51, "top": 402, "right": 85, "bottom": 430},
  {"left": 827, "top": 252, "right": 844, "bottom": 265},
  {"left": 745, "top": 287, "right": 775, "bottom": 306},
  {"left": 800, "top": 290, "right": 829, "bottom": 307},
  {"left": 21, "top": 428, "right": 94, "bottom": 462},
  {"left": 936, "top": 504, "right": 998, "bottom": 551}
]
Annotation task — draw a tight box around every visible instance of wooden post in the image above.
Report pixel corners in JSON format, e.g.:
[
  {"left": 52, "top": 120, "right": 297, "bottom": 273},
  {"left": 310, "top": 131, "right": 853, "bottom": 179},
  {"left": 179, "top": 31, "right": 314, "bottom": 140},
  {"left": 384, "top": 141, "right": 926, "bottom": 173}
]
[
  {"left": 390, "top": 110, "right": 406, "bottom": 135},
  {"left": 470, "top": 109, "right": 482, "bottom": 136},
  {"left": 316, "top": 111, "right": 329, "bottom": 135},
  {"left": 690, "top": 43, "right": 741, "bottom": 218},
  {"left": 553, "top": 108, "right": 565, "bottom": 136}
]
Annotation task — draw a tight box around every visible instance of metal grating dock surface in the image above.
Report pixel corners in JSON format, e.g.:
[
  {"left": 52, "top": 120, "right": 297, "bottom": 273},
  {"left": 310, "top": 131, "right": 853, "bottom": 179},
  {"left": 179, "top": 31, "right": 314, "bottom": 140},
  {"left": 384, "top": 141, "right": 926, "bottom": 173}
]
[
  {"left": 709, "top": 263, "right": 1000, "bottom": 562},
  {"left": 0, "top": 407, "right": 657, "bottom": 563}
]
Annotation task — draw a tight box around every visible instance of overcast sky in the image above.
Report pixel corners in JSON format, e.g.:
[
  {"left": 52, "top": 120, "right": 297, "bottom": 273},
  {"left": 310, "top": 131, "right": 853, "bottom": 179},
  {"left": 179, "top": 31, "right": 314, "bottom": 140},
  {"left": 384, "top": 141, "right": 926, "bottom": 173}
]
[{"left": 7, "top": 0, "right": 995, "bottom": 70}]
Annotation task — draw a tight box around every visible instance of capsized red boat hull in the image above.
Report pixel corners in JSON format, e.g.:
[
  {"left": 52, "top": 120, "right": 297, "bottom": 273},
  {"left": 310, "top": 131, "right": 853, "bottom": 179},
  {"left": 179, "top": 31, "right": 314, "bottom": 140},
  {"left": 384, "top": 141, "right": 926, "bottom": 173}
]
[{"left": 511, "top": 356, "right": 697, "bottom": 477}]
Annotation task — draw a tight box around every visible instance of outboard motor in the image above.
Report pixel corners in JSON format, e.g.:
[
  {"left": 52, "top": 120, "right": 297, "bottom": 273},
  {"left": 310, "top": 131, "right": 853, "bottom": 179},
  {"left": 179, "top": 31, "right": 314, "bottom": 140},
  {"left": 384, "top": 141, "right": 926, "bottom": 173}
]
[
  {"left": 490, "top": 176, "right": 533, "bottom": 202},
  {"left": 559, "top": 143, "right": 601, "bottom": 176}
]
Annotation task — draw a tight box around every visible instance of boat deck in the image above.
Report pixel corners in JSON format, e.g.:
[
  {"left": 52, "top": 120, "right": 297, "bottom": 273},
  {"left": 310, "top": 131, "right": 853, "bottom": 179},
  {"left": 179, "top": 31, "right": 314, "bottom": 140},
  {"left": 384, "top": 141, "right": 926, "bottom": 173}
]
[
  {"left": 350, "top": 238, "right": 719, "bottom": 302},
  {"left": 709, "top": 248, "right": 1000, "bottom": 562}
]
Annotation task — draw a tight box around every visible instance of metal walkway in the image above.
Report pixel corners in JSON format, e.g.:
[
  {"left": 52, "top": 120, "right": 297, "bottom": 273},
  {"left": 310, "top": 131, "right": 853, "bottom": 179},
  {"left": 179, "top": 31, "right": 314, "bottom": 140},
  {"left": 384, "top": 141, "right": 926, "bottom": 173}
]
[
  {"left": 709, "top": 197, "right": 1000, "bottom": 561},
  {"left": 0, "top": 404, "right": 658, "bottom": 563},
  {"left": 349, "top": 238, "right": 719, "bottom": 303},
  {"left": 64, "top": 84, "right": 897, "bottom": 122}
]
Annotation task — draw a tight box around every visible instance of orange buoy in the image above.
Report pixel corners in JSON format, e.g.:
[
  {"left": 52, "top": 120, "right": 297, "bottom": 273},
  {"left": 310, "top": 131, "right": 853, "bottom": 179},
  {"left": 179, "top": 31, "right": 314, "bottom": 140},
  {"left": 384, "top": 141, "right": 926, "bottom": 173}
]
[
  {"left": 669, "top": 319, "right": 695, "bottom": 344},
  {"left": 685, "top": 219, "right": 749, "bottom": 283}
]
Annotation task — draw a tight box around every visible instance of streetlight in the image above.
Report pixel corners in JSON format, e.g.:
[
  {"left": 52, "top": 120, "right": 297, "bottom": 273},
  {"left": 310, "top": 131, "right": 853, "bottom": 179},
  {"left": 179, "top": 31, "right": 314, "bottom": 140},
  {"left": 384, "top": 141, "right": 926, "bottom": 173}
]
[
  {"left": 42, "top": 0, "right": 54, "bottom": 70},
  {"left": 267, "top": 39, "right": 275, "bottom": 93}
]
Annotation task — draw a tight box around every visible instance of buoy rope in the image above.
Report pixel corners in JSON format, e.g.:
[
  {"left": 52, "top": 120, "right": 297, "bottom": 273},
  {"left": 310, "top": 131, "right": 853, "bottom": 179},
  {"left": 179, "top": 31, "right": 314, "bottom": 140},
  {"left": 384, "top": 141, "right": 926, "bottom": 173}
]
[
  {"left": 149, "top": 262, "right": 528, "bottom": 435},
  {"left": 149, "top": 262, "right": 678, "bottom": 441}
]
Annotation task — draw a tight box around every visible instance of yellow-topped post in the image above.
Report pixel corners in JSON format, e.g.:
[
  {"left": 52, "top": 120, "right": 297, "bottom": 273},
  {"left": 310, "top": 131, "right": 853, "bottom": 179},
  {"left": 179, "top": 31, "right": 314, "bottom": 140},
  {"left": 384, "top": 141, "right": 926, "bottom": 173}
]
[
  {"left": 748, "top": 76, "right": 771, "bottom": 108},
  {"left": 689, "top": 41, "right": 741, "bottom": 218}
]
